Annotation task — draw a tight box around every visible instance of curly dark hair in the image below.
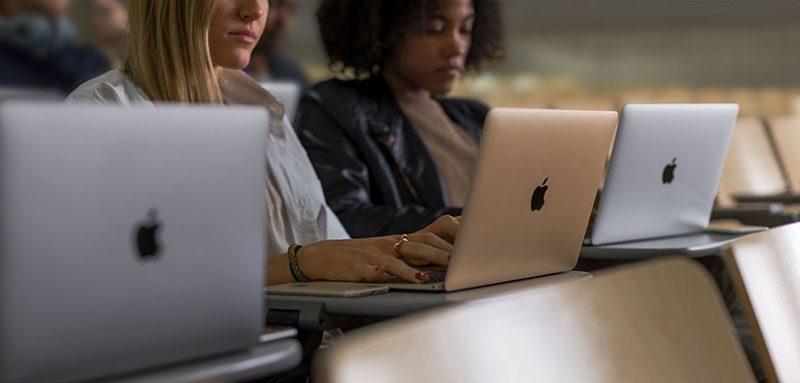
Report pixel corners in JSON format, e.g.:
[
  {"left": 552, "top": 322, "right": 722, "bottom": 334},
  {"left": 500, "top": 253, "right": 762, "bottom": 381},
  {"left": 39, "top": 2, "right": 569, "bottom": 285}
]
[{"left": 316, "top": 0, "right": 504, "bottom": 78}]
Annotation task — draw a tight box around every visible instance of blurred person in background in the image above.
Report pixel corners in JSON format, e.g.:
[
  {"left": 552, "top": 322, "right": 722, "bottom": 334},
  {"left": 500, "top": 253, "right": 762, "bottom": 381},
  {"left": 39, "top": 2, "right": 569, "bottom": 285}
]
[
  {"left": 87, "top": 0, "right": 128, "bottom": 67},
  {"left": 247, "top": 0, "right": 308, "bottom": 90},
  {"left": 0, "top": 0, "right": 108, "bottom": 94},
  {"left": 295, "top": 0, "right": 504, "bottom": 238}
]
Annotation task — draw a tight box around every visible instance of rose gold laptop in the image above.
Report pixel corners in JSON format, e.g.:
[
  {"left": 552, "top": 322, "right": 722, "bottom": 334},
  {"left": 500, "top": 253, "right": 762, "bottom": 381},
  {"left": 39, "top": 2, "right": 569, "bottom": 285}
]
[{"left": 380, "top": 108, "right": 618, "bottom": 291}]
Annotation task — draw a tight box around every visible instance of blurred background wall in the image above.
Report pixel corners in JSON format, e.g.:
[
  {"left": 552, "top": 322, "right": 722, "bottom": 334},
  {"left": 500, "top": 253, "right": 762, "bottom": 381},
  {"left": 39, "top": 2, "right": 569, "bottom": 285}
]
[{"left": 71, "top": 0, "right": 800, "bottom": 116}]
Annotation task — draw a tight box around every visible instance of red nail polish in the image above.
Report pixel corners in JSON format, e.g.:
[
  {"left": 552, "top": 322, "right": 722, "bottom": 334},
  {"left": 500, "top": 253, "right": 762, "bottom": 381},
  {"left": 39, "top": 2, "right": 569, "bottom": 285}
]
[{"left": 415, "top": 272, "right": 428, "bottom": 282}]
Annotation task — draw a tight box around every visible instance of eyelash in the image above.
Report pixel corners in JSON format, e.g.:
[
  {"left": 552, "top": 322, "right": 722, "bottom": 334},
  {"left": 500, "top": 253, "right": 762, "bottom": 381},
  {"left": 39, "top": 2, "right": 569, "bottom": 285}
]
[{"left": 425, "top": 27, "right": 473, "bottom": 35}]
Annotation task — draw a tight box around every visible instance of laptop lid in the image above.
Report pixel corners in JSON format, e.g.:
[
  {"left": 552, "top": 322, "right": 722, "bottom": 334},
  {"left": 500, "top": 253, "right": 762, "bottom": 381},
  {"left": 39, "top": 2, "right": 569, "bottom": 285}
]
[
  {"left": 0, "top": 87, "right": 62, "bottom": 101},
  {"left": 589, "top": 104, "right": 738, "bottom": 246},
  {"left": 260, "top": 81, "right": 300, "bottom": 121},
  {"left": 0, "top": 102, "right": 268, "bottom": 383},
  {"left": 444, "top": 108, "right": 618, "bottom": 291}
]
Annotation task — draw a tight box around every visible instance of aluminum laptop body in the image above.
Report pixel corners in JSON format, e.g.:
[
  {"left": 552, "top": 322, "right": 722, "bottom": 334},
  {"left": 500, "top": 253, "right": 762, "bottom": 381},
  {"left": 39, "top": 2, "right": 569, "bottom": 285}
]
[
  {"left": 0, "top": 87, "right": 62, "bottom": 101},
  {"left": 583, "top": 104, "right": 743, "bottom": 257},
  {"left": 388, "top": 108, "right": 618, "bottom": 291},
  {"left": 0, "top": 102, "right": 268, "bottom": 383}
]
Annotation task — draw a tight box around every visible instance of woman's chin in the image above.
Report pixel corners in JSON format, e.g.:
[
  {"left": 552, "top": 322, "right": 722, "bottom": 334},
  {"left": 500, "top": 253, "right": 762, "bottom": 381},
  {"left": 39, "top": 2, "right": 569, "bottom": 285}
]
[
  {"left": 229, "top": 58, "right": 252, "bottom": 70},
  {"left": 429, "top": 84, "right": 455, "bottom": 97},
  {"left": 215, "top": 54, "right": 254, "bottom": 71}
]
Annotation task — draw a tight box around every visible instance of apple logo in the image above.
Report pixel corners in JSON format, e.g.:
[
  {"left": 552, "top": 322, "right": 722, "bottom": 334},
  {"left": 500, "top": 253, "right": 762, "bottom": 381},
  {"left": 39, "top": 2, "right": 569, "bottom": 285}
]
[
  {"left": 530, "top": 178, "right": 549, "bottom": 211},
  {"left": 134, "top": 208, "right": 162, "bottom": 261},
  {"left": 662, "top": 158, "right": 677, "bottom": 184}
]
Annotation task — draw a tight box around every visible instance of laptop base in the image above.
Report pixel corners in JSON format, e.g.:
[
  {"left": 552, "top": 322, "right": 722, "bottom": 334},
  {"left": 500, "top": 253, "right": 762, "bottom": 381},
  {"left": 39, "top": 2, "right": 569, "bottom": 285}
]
[
  {"left": 383, "top": 282, "right": 446, "bottom": 291},
  {"left": 581, "top": 230, "right": 762, "bottom": 260},
  {"left": 378, "top": 271, "right": 447, "bottom": 291}
]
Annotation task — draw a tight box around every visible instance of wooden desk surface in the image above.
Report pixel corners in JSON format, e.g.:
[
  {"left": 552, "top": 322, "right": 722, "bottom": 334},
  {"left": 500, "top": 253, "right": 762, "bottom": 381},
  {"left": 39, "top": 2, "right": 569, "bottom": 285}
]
[
  {"left": 769, "top": 115, "right": 800, "bottom": 193},
  {"left": 318, "top": 258, "right": 754, "bottom": 383},
  {"left": 724, "top": 222, "right": 800, "bottom": 383},
  {"left": 718, "top": 117, "right": 787, "bottom": 206}
]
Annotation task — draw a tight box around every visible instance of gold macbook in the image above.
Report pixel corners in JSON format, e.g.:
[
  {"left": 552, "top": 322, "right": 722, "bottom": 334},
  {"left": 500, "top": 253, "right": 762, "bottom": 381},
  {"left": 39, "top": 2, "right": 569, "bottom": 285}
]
[{"left": 271, "top": 108, "right": 618, "bottom": 294}]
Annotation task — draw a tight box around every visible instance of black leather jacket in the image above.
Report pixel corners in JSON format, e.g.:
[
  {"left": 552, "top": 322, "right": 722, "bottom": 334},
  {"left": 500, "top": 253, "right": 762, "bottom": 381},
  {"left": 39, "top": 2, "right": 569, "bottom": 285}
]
[{"left": 295, "top": 76, "right": 488, "bottom": 237}]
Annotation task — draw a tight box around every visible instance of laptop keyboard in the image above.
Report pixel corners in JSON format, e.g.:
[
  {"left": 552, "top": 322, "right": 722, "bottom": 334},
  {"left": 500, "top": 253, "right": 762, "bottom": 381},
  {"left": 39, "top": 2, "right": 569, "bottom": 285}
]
[{"left": 370, "top": 271, "right": 447, "bottom": 284}]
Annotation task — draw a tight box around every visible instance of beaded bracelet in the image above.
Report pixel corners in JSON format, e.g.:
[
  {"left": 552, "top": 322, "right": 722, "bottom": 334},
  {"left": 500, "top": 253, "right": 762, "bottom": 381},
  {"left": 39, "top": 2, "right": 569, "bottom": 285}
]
[{"left": 288, "top": 243, "right": 310, "bottom": 283}]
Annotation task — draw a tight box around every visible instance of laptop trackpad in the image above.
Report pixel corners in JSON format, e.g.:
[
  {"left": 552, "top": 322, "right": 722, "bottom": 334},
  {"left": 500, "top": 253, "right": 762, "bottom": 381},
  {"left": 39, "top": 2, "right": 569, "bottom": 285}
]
[{"left": 581, "top": 232, "right": 744, "bottom": 259}]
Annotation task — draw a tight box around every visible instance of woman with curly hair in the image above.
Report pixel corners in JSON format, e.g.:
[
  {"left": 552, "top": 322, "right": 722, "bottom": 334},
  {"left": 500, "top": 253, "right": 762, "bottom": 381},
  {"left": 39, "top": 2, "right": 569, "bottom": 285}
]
[{"left": 296, "top": 0, "right": 504, "bottom": 238}]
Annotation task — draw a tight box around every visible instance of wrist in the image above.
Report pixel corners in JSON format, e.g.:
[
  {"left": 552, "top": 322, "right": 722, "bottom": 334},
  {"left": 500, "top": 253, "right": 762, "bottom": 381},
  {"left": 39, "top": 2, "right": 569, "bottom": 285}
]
[
  {"left": 294, "top": 244, "right": 318, "bottom": 281},
  {"left": 288, "top": 244, "right": 311, "bottom": 282}
]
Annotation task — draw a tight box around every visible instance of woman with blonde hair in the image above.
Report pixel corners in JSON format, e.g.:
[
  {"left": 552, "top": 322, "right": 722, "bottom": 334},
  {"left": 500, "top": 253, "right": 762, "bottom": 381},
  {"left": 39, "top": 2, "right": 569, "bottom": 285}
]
[{"left": 68, "top": 0, "right": 457, "bottom": 285}]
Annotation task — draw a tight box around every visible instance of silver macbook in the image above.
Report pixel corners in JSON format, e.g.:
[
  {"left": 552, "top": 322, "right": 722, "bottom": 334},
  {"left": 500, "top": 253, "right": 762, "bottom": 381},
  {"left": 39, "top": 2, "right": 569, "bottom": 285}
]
[
  {"left": 584, "top": 104, "right": 746, "bottom": 257},
  {"left": 0, "top": 86, "right": 62, "bottom": 101},
  {"left": 0, "top": 102, "right": 268, "bottom": 383}
]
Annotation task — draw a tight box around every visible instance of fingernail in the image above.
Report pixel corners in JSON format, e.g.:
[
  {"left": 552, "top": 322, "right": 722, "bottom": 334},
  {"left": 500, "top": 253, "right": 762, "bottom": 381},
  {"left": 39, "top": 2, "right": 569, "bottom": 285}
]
[
  {"left": 415, "top": 272, "right": 428, "bottom": 283},
  {"left": 447, "top": 255, "right": 451, "bottom": 261}
]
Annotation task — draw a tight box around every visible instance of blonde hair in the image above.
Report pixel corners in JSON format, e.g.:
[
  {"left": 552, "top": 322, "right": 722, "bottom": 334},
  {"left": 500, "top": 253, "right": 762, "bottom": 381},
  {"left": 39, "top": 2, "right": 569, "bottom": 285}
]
[{"left": 125, "top": 0, "right": 221, "bottom": 103}]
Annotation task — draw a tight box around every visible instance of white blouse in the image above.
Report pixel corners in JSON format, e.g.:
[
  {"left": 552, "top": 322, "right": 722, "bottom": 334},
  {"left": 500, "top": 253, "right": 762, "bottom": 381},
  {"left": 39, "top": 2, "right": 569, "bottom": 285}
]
[{"left": 67, "top": 69, "right": 351, "bottom": 258}]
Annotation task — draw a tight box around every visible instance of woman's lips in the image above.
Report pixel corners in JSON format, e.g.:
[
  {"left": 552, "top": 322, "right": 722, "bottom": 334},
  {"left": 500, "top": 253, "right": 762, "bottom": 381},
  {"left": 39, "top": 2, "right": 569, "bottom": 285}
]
[
  {"left": 228, "top": 30, "right": 257, "bottom": 44},
  {"left": 436, "top": 66, "right": 463, "bottom": 77}
]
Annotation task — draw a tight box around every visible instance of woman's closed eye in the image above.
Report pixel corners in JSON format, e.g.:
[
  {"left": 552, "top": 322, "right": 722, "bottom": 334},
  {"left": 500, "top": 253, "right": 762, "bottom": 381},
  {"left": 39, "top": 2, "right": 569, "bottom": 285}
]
[{"left": 425, "top": 19, "right": 446, "bottom": 34}]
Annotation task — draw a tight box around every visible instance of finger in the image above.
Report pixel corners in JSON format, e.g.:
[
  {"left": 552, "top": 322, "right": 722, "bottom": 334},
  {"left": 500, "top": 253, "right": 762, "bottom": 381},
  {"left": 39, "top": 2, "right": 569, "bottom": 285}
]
[
  {"left": 368, "top": 255, "right": 427, "bottom": 283},
  {"left": 353, "top": 262, "right": 386, "bottom": 282},
  {"left": 402, "top": 256, "right": 430, "bottom": 267},
  {"left": 434, "top": 215, "right": 460, "bottom": 243},
  {"left": 398, "top": 241, "right": 450, "bottom": 266},
  {"left": 408, "top": 232, "right": 454, "bottom": 253},
  {"left": 320, "top": 261, "right": 384, "bottom": 282},
  {"left": 399, "top": 232, "right": 451, "bottom": 266}
]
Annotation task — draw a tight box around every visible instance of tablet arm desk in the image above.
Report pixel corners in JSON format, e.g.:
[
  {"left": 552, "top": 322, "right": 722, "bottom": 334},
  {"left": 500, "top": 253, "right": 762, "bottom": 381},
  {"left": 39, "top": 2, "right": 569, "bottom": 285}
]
[{"left": 265, "top": 271, "right": 591, "bottom": 331}]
